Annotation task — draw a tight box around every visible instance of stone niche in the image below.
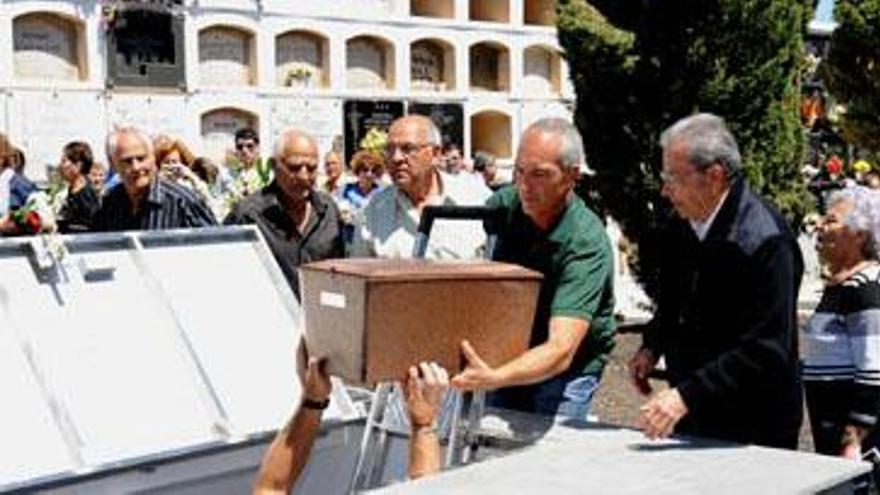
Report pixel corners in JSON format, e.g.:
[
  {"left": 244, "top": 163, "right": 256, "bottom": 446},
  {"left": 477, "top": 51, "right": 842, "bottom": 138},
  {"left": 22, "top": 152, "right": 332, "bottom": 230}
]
[
  {"left": 471, "top": 111, "right": 512, "bottom": 159},
  {"left": 410, "top": 39, "right": 455, "bottom": 92},
  {"left": 469, "top": 42, "right": 509, "bottom": 92},
  {"left": 13, "top": 13, "right": 85, "bottom": 81},
  {"left": 199, "top": 26, "right": 255, "bottom": 87},
  {"left": 469, "top": 0, "right": 509, "bottom": 23},
  {"left": 201, "top": 108, "right": 258, "bottom": 163},
  {"left": 346, "top": 36, "right": 395, "bottom": 90},
  {"left": 410, "top": 0, "right": 454, "bottom": 18},
  {"left": 525, "top": 0, "right": 556, "bottom": 26},
  {"left": 522, "top": 45, "right": 561, "bottom": 95},
  {"left": 275, "top": 30, "right": 328, "bottom": 89},
  {"left": 107, "top": 8, "right": 184, "bottom": 88}
]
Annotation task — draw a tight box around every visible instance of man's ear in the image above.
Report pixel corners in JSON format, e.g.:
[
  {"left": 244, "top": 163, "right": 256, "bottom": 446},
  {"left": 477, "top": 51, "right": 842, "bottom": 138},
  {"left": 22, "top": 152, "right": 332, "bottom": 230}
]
[{"left": 566, "top": 165, "right": 581, "bottom": 185}]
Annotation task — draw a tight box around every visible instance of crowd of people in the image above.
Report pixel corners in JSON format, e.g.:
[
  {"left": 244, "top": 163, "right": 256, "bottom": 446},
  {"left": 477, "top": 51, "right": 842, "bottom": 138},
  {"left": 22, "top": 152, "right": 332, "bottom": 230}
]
[{"left": 2, "top": 111, "right": 880, "bottom": 492}]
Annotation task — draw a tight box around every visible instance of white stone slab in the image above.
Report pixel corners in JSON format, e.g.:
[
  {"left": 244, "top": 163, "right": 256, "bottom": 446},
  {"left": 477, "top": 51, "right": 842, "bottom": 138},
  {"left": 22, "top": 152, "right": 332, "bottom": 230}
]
[
  {"left": 375, "top": 412, "right": 871, "bottom": 495},
  {"left": 269, "top": 98, "right": 341, "bottom": 158},
  {"left": 6, "top": 90, "right": 107, "bottom": 181}
]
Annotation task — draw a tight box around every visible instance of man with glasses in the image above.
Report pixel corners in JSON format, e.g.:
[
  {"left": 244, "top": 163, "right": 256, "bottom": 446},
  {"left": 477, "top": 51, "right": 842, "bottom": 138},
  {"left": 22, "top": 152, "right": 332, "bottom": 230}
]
[
  {"left": 629, "top": 113, "right": 804, "bottom": 448},
  {"left": 234, "top": 127, "right": 261, "bottom": 171},
  {"left": 351, "top": 115, "right": 490, "bottom": 259},
  {"left": 224, "top": 129, "right": 344, "bottom": 298}
]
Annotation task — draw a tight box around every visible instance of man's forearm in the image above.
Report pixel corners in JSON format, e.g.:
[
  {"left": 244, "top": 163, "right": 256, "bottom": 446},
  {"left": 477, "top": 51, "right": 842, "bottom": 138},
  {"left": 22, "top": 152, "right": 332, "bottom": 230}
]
[
  {"left": 253, "top": 407, "right": 322, "bottom": 494},
  {"left": 408, "top": 425, "right": 441, "bottom": 479},
  {"left": 494, "top": 341, "right": 574, "bottom": 388}
]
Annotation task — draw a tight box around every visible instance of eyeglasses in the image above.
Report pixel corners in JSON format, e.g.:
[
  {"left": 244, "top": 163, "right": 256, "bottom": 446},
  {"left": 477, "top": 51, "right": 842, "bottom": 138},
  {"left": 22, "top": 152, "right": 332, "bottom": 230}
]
[
  {"left": 278, "top": 160, "right": 318, "bottom": 175},
  {"left": 660, "top": 169, "right": 704, "bottom": 186},
  {"left": 236, "top": 142, "right": 257, "bottom": 151},
  {"left": 385, "top": 142, "right": 431, "bottom": 159}
]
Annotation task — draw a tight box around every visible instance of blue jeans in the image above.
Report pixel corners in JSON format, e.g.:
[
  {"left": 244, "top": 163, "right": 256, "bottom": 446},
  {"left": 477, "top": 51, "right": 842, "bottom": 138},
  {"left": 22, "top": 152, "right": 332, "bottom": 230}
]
[{"left": 488, "top": 372, "right": 601, "bottom": 420}]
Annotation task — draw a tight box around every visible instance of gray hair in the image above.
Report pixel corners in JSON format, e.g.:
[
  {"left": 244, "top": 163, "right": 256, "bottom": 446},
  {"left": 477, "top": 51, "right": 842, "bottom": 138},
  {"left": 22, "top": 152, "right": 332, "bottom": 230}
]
[
  {"left": 473, "top": 150, "right": 496, "bottom": 172},
  {"left": 521, "top": 118, "right": 586, "bottom": 173},
  {"left": 273, "top": 128, "right": 318, "bottom": 158},
  {"left": 827, "top": 185, "right": 880, "bottom": 260},
  {"left": 393, "top": 115, "right": 441, "bottom": 146},
  {"left": 106, "top": 126, "right": 153, "bottom": 165},
  {"left": 660, "top": 113, "right": 743, "bottom": 178}
]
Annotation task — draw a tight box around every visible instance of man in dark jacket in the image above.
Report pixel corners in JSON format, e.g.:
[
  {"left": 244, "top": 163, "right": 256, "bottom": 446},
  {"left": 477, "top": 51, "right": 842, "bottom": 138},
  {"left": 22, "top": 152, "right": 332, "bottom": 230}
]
[{"left": 629, "top": 113, "right": 804, "bottom": 449}]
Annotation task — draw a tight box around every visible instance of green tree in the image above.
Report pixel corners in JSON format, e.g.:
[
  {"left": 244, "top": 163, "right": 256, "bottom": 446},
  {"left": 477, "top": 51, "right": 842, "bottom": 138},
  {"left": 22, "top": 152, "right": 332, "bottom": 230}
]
[
  {"left": 821, "top": 0, "right": 880, "bottom": 153},
  {"left": 557, "top": 0, "right": 812, "bottom": 297}
]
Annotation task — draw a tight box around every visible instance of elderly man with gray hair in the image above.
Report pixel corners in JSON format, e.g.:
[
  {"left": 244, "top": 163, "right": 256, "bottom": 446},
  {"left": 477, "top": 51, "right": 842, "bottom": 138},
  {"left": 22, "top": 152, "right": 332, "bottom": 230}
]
[
  {"left": 95, "top": 127, "right": 217, "bottom": 231},
  {"left": 351, "top": 115, "right": 490, "bottom": 259},
  {"left": 451, "top": 117, "right": 616, "bottom": 419},
  {"left": 224, "top": 128, "right": 344, "bottom": 298},
  {"left": 629, "top": 113, "right": 804, "bottom": 448}
]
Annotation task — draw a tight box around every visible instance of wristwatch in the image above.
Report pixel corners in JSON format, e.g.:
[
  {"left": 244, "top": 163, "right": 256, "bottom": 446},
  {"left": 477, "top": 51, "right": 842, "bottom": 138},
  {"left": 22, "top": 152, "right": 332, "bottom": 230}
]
[{"left": 302, "top": 397, "right": 330, "bottom": 411}]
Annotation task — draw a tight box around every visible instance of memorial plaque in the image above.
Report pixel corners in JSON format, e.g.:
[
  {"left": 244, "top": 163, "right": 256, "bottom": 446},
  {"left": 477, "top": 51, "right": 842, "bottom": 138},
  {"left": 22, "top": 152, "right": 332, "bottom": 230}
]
[
  {"left": 199, "top": 27, "right": 252, "bottom": 86},
  {"left": 343, "top": 99, "right": 404, "bottom": 165},
  {"left": 347, "top": 38, "right": 388, "bottom": 90},
  {"left": 408, "top": 102, "right": 463, "bottom": 152},
  {"left": 13, "top": 14, "right": 80, "bottom": 81},
  {"left": 276, "top": 32, "right": 324, "bottom": 88},
  {"left": 300, "top": 259, "right": 542, "bottom": 387},
  {"left": 410, "top": 42, "right": 444, "bottom": 91},
  {"left": 201, "top": 108, "right": 258, "bottom": 163}
]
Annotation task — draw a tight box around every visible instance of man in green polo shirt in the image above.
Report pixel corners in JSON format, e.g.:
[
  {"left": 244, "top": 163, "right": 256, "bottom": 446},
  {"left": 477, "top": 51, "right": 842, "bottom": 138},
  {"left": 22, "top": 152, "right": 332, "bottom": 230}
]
[{"left": 451, "top": 118, "right": 615, "bottom": 419}]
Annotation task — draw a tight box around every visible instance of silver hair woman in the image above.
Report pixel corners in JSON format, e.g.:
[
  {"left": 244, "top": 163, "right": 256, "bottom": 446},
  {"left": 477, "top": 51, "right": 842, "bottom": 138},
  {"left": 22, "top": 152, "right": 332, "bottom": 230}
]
[{"left": 803, "top": 185, "right": 880, "bottom": 484}]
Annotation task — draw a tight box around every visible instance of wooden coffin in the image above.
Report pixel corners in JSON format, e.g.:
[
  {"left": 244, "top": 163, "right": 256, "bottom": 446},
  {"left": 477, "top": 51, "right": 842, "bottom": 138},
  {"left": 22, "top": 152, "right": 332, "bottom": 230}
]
[{"left": 299, "top": 258, "right": 542, "bottom": 387}]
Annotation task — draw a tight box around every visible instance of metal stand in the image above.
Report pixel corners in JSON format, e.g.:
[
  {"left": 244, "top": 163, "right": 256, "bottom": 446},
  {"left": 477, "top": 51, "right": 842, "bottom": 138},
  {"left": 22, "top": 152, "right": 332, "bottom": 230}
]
[{"left": 349, "top": 382, "right": 394, "bottom": 493}]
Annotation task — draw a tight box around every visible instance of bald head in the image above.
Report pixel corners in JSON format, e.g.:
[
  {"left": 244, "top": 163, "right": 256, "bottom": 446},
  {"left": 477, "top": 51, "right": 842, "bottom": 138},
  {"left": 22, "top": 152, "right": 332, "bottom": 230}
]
[{"left": 274, "top": 129, "right": 318, "bottom": 160}]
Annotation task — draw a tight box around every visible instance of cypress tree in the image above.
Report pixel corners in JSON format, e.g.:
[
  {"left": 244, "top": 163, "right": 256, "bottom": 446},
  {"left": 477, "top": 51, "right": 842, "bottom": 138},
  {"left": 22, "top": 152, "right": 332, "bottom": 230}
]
[{"left": 821, "top": 0, "right": 880, "bottom": 153}]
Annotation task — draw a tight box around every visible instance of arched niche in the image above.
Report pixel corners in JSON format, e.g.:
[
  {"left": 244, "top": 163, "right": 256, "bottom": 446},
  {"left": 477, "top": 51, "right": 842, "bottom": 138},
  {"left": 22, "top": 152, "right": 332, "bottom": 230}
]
[
  {"left": 106, "top": 7, "right": 184, "bottom": 88},
  {"left": 469, "top": 0, "right": 509, "bottom": 23},
  {"left": 469, "top": 42, "right": 510, "bottom": 92},
  {"left": 275, "top": 30, "right": 329, "bottom": 89},
  {"left": 523, "top": 45, "right": 561, "bottom": 95},
  {"left": 471, "top": 111, "right": 512, "bottom": 159},
  {"left": 200, "top": 108, "right": 259, "bottom": 163},
  {"left": 525, "top": 0, "right": 557, "bottom": 26},
  {"left": 13, "top": 12, "right": 86, "bottom": 81},
  {"left": 410, "top": 39, "right": 455, "bottom": 92},
  {"left": 199, "top": 25, "right": 256, "bottom": 87},
  {"left": 411, "top": 0, "right": 454, "bottom": 18},
  {"left": 346, "top": 36, "right": 395, "bottom": 90}
]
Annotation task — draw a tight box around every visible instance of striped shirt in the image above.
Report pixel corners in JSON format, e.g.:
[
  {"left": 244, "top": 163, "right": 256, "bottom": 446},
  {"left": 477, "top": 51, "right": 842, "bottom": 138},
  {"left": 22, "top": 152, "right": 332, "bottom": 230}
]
[
  {"left": 803, "top": 263, "right": 880, "bottom": 426},
  {"left": 94, "top": 178, "right": 217, "bottom": 232}
]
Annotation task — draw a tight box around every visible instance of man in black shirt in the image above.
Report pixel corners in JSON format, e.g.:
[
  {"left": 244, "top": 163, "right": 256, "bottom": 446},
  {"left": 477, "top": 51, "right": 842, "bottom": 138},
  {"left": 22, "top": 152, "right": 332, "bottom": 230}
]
[
  {"left": 224, "top": 129, "right": 344, "bottom": 298},
  {"left": 95, "top": 127, "right": 217, "bottom": 231}
]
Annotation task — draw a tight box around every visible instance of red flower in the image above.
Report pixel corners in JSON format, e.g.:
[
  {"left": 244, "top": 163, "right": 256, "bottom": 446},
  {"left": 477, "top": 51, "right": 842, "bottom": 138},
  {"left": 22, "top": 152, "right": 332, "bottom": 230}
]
[
  {"left": 826, "top": 155, "right": 843, "bottom": 176},
  {"left": 25, "top": 211, "right": 41, "bottom": 234}
]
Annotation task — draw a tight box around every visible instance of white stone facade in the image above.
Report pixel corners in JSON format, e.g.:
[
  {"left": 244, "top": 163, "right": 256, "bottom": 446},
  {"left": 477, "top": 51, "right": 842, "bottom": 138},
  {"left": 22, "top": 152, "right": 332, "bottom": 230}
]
[{"left": 0, "top": 0, "right": 573, "bottom": 180}]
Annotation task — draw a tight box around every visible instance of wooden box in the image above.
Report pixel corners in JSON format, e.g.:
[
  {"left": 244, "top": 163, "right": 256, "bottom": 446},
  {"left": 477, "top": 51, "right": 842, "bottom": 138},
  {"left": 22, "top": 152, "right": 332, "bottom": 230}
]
[{"left": 299, "top": 259, "right": 542, "bottom": 387}]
